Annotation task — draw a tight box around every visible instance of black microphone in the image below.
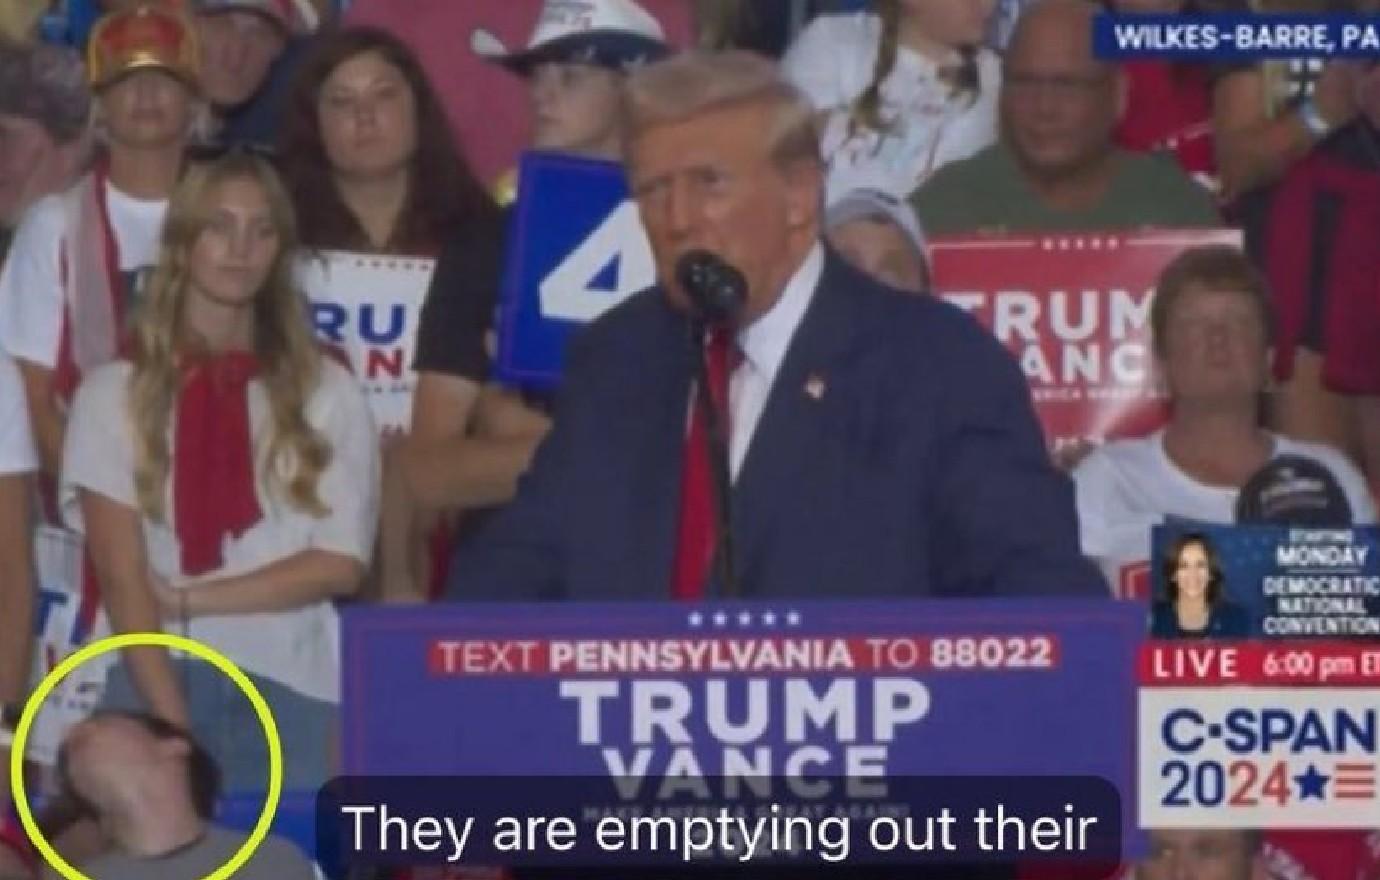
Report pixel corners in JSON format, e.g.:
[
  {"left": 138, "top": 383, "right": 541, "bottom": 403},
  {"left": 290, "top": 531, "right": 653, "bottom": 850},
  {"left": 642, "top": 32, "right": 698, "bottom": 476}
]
[
  {"left": 673, "top": 250, "right": 745, "bottom": 599},
  {"left": 676, "top": 250, "right": 747, "bottom": 326}
]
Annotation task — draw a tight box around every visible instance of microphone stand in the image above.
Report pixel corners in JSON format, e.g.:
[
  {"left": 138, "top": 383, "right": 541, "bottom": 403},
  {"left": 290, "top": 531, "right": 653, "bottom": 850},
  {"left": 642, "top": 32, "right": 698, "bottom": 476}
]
[{"left": 691, "top": 320, "right": 738, "bottom": 598}]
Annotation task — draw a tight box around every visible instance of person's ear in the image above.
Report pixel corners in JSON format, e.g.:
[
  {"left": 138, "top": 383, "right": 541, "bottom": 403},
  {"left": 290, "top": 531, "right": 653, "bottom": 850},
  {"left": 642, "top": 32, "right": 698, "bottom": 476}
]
[
  {"left": 1150, "top": 351, "right": 1170, "bottom": 397},
  {"left": 781, "top": 157, "right": 824, "bottom": 233}
]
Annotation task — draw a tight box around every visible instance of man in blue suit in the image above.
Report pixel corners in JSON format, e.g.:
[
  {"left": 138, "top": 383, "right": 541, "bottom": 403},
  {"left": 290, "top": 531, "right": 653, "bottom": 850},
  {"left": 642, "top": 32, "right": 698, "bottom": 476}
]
[{"left": 448, "top": 49, "right": 1103, "bottom": 602}]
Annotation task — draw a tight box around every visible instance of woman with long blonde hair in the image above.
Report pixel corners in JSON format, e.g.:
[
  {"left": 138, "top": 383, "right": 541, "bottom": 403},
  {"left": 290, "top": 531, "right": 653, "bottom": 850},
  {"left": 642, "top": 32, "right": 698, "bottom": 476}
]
[{"left": 60, "top": 151, "right": 379, "bottom": 790}]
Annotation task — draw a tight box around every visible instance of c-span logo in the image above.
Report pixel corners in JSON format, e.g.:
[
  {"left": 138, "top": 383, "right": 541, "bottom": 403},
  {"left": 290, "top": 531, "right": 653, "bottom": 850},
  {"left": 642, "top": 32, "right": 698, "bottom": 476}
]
[{"left": 1140, "top": 688, "right": 1378, "bottom": 827}]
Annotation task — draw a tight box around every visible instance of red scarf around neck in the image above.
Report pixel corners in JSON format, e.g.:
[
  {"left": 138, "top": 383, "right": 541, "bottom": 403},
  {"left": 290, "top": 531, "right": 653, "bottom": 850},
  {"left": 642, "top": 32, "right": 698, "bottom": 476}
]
[{"left": 174, "top": 351, "right": 263, "bottom": 576}]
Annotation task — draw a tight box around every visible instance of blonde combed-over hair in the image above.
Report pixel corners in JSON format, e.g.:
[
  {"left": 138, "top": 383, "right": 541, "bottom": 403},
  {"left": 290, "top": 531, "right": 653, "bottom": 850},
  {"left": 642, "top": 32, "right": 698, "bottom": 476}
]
[
  {"left": 128, "top": 151, "right": 332, "bottom": 523},
  {"left": 622, "top": 49, "right": 820, "bottom": 169}
]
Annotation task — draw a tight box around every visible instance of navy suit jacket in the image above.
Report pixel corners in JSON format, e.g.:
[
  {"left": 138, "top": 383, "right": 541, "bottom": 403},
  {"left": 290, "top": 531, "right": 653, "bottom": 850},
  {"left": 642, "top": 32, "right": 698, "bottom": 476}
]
[{"left": 448, "top": 248, "right": 1104, "bottom": 600}]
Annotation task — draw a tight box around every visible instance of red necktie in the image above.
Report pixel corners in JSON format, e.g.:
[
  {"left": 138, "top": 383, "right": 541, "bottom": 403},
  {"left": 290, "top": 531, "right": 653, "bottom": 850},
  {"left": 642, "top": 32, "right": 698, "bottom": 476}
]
[{"left": 670, "top": 327, "right": 740, "bottom": 600}]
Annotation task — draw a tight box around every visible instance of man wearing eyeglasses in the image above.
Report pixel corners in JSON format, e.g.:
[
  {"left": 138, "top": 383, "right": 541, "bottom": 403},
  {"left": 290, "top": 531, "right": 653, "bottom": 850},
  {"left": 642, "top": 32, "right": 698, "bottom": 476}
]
[{"left": 912, "top": 0, "right": 1220, "bottom": 235}]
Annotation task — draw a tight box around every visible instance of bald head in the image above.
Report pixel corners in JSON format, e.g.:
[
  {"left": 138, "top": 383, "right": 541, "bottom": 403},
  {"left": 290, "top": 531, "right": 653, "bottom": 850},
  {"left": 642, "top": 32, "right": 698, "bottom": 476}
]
[
  {"left": 1142, "top": 829, "right": 1263, "bottom": 880},
  {"left": 1002, "top": 0, "right": 1122, "bottom": 183},
  {"left": 1008, "top": 0, "right": 1102, "bottom": 60}
]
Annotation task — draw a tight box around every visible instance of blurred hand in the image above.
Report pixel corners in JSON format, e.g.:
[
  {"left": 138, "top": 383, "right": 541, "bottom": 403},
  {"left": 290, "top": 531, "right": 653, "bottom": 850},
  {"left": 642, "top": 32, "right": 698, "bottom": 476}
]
[
  {"left": 1312, "top": 61, "right": 1363, "bottom": 129},
  {"left": 474, "top": 386, "right": 552, "bottom": 442},
  {"left": 1051, "top": 439, "right": 1098, "bottom": 472},
  {"left": 148, "top": 569, "right": 184, "bottom": 621}
]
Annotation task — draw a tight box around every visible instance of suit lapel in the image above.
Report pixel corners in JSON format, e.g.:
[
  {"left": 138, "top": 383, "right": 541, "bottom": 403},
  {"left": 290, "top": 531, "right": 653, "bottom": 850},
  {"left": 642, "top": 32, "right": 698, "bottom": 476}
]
[{"left": 731, "top": 251, "right": 865, "bottom": 589}]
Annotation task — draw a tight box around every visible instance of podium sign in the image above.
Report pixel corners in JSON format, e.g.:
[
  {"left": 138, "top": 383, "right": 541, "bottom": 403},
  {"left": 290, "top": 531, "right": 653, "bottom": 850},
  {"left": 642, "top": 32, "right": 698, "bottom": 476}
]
[{"left": 341, "top": 598, "right": 1140, "bottom": 869}]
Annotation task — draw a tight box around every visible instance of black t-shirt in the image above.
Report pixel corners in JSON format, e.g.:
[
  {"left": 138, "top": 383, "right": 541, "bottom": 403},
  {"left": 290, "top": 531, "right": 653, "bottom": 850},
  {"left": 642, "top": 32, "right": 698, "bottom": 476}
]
[{"left": 413, "top": 219, "right": 505, "bottom": 382}]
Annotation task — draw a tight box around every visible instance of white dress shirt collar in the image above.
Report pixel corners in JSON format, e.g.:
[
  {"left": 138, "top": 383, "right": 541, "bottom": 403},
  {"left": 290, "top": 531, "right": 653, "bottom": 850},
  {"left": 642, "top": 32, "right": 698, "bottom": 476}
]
[
  {"left": 726, "top": 242, "right": 825, "bottom": 480},
  {"left": 736, "top": 241, "right": 825, "bottom": 380}
]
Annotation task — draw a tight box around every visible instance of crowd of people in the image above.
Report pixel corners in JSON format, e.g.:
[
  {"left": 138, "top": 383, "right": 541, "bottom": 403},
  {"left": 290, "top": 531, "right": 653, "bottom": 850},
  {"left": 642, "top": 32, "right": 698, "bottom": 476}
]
[{"left": 0, "top": 0, "right": 1376, "bottom": 877}]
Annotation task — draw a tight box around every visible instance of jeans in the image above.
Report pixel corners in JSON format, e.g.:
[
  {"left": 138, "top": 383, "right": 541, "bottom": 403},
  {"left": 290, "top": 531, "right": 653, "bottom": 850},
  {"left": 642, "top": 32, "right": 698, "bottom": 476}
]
[{"left": 100, "top": 658, "right": 336, "bottom": 794}]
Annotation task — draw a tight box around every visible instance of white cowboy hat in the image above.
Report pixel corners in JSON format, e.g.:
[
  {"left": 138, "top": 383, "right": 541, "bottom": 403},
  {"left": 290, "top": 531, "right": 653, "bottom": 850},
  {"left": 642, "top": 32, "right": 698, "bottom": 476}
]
[{"left": 471, "top": 0, "right": 667, "bottom": 75}]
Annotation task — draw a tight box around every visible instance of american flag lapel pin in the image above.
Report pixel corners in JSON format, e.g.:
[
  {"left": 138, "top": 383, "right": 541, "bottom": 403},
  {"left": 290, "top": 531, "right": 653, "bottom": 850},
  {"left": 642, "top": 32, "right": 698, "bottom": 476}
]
[{"left": 804, "top": 374, "right": 827, "bottom": 400}]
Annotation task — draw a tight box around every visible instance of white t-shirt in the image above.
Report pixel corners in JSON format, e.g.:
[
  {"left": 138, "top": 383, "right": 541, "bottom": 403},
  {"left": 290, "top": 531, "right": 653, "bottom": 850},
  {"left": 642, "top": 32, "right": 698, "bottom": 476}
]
[
  {"left": 782, "top": 12, "right": 1001, "bottom": 204},
  {"left": 0, "top": 183, "right": 167, "bottom": 369},
  {"left": 60, "top": 358, "right": 380, "bottom": 703},
  {"left": 1073, "top": 429, "right": 1378, "bottom": 596},
  {"left": 0, "top": 352, "right": 36, "bottom": 476}
]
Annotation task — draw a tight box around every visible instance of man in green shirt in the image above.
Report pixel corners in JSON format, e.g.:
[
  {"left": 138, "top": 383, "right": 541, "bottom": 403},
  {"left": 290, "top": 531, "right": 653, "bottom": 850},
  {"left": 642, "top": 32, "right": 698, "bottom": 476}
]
[{"left": 913, "top": 0, "right": 1220, "bottom": 235}]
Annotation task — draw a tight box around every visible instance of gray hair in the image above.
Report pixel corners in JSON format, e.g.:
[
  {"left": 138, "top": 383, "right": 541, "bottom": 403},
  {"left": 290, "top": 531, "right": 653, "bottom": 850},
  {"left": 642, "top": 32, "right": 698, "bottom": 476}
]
[
  {"left": 1005, "top": 0, "right": 1102, "bottom": 61},
  {"left": 622, "top": 49, "right": 819, "bottom": 168},
  {"left": 825, "top": 188, "right": 927, "bottom": 259},
  {"left": 0, "top": 39, "right": 91, "bottom": 142}
]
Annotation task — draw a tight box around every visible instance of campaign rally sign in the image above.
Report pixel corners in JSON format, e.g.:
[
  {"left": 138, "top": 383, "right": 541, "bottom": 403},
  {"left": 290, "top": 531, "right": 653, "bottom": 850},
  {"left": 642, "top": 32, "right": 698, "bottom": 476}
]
[
  {"left": 494, "top": 151, "right": 654, "bottom": 388},
  {"left": 1140, "top": 642, "right": 1380, "bottom": 827},
  {"left": 1150, "top": 524, "right": 1380, "bottom": 639},
  {"left": 26, "top": 525, "right": 112, "bottom": 768},
  {"left": 337, "top": 600, "right": 1140, "bottom": 868},
  {"left": 297, "top": 250, "right": 436, "bottom": 432},
  {"left": 928, "top": 229, "right": 1241, "bottom": 450}
]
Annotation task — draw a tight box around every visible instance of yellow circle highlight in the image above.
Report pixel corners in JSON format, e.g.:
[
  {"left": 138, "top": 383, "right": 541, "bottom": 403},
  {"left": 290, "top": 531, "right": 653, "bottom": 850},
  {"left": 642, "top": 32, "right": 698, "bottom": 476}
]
[{"left": 8, "top": 632, "right": 283, "bottom": 880}]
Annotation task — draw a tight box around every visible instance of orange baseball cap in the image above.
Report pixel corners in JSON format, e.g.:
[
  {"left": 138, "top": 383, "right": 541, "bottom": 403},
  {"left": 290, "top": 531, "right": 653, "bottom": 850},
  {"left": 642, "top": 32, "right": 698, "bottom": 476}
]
[{"left": 87, "top": 3, "right": 200, "bottom": 90}]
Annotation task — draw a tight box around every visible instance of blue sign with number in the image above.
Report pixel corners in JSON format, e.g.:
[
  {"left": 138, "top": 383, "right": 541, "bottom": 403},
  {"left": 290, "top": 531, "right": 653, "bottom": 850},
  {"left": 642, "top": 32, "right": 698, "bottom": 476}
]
[{"left": 493, "top": 151, "right": 656, "bottom": 389}]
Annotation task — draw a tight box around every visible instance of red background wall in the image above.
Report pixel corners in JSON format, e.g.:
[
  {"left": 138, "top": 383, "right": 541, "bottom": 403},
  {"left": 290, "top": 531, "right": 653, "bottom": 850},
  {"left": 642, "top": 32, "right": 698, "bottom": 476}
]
[{"left": 345, "top": 0, "right": 694, "bottom": 186}]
